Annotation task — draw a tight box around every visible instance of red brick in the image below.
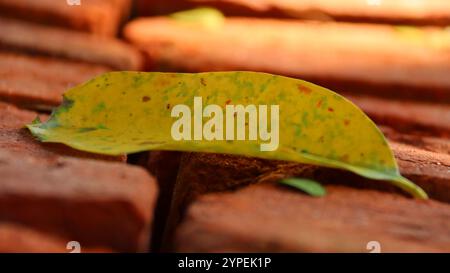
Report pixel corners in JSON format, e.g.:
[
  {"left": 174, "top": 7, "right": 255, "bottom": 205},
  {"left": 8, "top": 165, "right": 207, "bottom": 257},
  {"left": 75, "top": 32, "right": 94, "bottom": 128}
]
[
  {"left": 1, "top": 18, "right": 143, "bottom": 70},
  {"left": 163, "top": 140, "right": 450, "bottom": 248},
  {"left": 0, "top": 0, "right": 132, "bottom": 37},
  {"left": 0, "top": 52, "right": 110, "bottom": 109},
  {"left": 175, "top": 183, "right": 450, "bottom": 252},
  {"left": 137, "top": 0, "right": 450, "bottom": 26},
  {"left": 380, "top": 126, "right": 450, "bottom": 154},
  {"left": 0, "top": 149, "right": 157, "bottom": 252},
  {"left": 0, "top": 222, "right": 113, "bottom": 253},
  {"left": 125, "top": 17, "right": 450, "bottom": 103},
  {"left": 392, "top": 142, "right": 450, "bottom": 203},
  {"left": 349, "top": 95, "right": 450, "bottom": 137}
]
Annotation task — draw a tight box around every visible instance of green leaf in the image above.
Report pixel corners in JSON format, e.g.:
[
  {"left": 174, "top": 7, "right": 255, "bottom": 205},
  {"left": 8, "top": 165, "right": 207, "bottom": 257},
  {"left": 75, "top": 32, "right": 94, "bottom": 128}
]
[
  {"left": 279, "top": 178, "right": 326, "bottom": 197},
  {"left": 26, "top": 71, "right": 427, "bottom": 199},
  {"left": 31, "top": 116, "right": 41, "bottom": 125}
]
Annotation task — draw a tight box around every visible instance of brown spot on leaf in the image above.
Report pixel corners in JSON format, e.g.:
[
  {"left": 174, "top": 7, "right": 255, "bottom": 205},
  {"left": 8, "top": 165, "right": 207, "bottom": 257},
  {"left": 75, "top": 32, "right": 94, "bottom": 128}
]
[
  {"left": 298, "top": 84, "right": 312, "bottom": 94},
  {"left": 142, "top": 96, "right": 150, "bottom": 102},
  {"left": 344, "top": 119, "right": 350, "bottom": 126},
  {"left": 166, "top": 104, "right": 171, "bottom": 109},
  {"left": 225, "top": 99, "right": 232, "bottom": 105},
  {"left": 200, "top": 78, "right": 206, "bottom": 86},
  {"left": 316, "top": 100, "right": 323, "bottom": 108},
  {"left": 158, "top": 79, "right": 170, "bottom": 86},
  {"left": 340, "top": 154, "right": 349, "bottom": 162},
  {"left": 328, "top": 107, "right": 334, "bottom": 112}
]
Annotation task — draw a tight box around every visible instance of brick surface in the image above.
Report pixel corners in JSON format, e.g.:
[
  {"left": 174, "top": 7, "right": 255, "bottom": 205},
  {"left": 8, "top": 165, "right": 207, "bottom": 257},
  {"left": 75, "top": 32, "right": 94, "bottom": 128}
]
[
  {"left": 349, "top": 95, "right": 450, "bottom": 137},
  {"left": 0, "top": 149, "right": 157, "bottom": 252},
  {"left": 0, "top": 0, "right": 132, "bottom": 37},
  {"left": 0, "top": 222, "right": 113, "bottom": 253},
  {"left": 0, "top": 102, "right": 126, "bottom": 162},
  {"left": 1, "top": 18, "right": 143, "bottom": 70},
  {"left": 175, "top": 183, "right": 450, "bottom": 252},
  {"left": 380, "top": 126, "right": 450, "bottom": 154},
  {"left": 0, "top": 52, "right": 110, "bottom": 109},
  {"left": 163, "top": 140, "right": 450, "bottom": 248},
  {"left": 392, "top": 142, "right": 450, "bottom": 203},
  {"left": 137, "top": 0, "right": 450, "bottom": 26},
  {"left": 125, "top": 17, "right": 450, "bottom": 102}
]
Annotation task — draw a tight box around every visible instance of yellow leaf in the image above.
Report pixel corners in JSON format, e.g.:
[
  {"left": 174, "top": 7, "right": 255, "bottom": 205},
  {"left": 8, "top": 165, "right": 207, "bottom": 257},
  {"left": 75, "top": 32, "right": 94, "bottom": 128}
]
[{"left": 27, "top": 71, "right": 427, "bottom": 199}]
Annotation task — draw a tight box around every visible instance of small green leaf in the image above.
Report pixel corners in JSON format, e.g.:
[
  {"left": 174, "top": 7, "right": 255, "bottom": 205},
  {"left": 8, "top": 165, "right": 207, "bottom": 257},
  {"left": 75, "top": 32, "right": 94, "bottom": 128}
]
[
  {"left": 280, "top": 178, "right": 327, "bottom": 197},
  {"left": 31, "top": 116, "right": 41, "bottom": 125}
]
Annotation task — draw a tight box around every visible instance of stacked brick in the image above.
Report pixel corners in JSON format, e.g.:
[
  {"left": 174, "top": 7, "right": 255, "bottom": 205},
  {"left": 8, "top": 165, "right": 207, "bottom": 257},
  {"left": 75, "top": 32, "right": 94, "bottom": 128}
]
[{"left": 0, "top": 0, "right": 449, "bottom": 253}]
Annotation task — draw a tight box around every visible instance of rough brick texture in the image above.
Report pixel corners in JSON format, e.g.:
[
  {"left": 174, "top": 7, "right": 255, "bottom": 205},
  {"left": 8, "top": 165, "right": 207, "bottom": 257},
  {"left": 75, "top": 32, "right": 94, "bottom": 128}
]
[
  {"left": 0, "top": 149, "right": 157, "bottom": 252},
  {"left": 0, "top": 222, "right": 113, "bottom": 253},
  {"left": 0, "top": 52, "right": 110, "bottom": 109},
  {"left": 349, "top": 95, "right": 450, "bottom": 138},
  {"left": 1, "top": 18, "right": 143, "bottom": 70},
  {"left": 175, "top": 183, "right": 450, "bottom": 252},
  {"left": 162, "top": 140, "right": 450, "bottom": 248},
  {"left": 0, "top": 0, "right": 132, "bottom": 37},
  {"left": 380, "top": 126, "right": 450, "bottom": 154}
]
